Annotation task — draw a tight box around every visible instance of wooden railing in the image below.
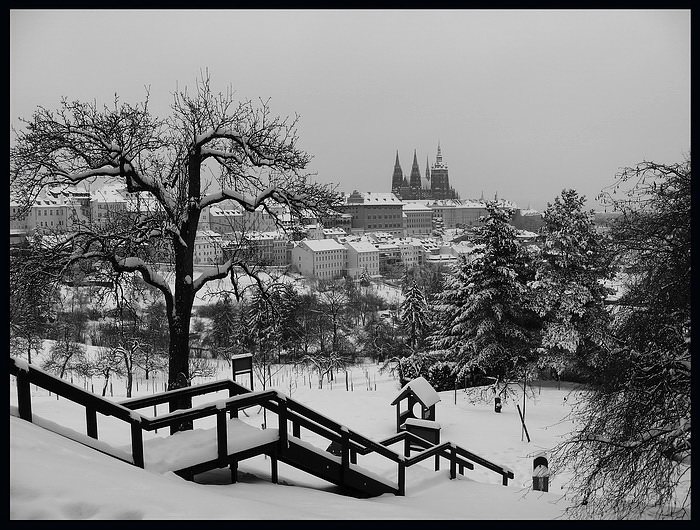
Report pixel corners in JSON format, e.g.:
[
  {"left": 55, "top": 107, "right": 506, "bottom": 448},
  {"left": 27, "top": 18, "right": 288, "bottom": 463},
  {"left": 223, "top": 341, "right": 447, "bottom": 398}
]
[
  {"left": 9, "top": 357, "right": 406, "bottom": 494},
  {"left": 376, "top": 430, "right": 514, "bottom": 485},
  {"left": 10, "top": 356, "right": 513, "bottom": 495}
]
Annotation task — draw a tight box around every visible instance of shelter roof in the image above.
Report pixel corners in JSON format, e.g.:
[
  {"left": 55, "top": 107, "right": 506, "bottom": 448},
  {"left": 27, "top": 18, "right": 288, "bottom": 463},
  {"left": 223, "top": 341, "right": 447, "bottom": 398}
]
[{"left": 390, "top": 376, "right": 441, "bottom": 408}]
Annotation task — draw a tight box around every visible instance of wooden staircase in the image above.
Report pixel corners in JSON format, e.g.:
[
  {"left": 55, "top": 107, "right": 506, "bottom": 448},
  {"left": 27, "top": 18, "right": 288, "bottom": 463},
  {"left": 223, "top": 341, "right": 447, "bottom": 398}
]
[{"left": 10, "top": 356, "right": 513, "bottom": 497}]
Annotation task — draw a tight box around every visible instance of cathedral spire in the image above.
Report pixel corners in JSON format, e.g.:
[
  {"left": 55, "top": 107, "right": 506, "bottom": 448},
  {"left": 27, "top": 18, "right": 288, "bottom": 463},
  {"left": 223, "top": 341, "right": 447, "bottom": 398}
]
[
  {"left": 409, "top": 149, "right": 422, "bottom": 191},
  {"left": 436, "top": 140, "right": 443, "bottom": 166},
  {"left": 391, "top": 150, "right": 404, "bottom": 192},
  {"left": 425, "top": 155, "right": 431, "bottom": 181}
]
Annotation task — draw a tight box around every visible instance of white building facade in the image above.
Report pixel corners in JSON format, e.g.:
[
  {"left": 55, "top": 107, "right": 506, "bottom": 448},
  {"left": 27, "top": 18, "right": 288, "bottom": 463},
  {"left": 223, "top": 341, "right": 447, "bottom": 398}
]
[
  {"left": 343, "top": 240, "right": 380, "bottom": 279},
  {"left": 291, "top": 239, "right": 348, "bottom": 280}
]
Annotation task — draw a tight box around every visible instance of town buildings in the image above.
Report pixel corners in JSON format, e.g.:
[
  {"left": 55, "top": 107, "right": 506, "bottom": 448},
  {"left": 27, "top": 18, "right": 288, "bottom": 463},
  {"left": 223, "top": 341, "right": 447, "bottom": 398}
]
[{"left": 10, "top": 179, "right": 541, "bottom": 281}]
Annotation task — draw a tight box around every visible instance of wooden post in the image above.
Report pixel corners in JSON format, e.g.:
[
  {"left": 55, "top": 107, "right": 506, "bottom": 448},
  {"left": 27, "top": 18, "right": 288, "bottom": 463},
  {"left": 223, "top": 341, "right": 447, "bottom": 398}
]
[
  {"left": 16, "top": 371, "right": 32, "bottom": 422},
  {"left": 398, "top": 459, "right": 406, "bottom": 496},
  {"left": 230, "top": 461, "right": 238, "bottom": 484},
  {"left": 516, "top": 404, "right": 531, "bottom": 443},
  {"left": 216, "top": 409, "right": 228, "bottom": 466},
  {"left": 86, "top": 408, "right": 98, "bottom": 439},
  {"left": 130, "top": 420, "right": 144, "bottom": 468},
  {"left": 270, "top": 451, "right": 278, "bottom": 484},
  {"left": 340, "top": 428, "right": 350, "bottom": 483},
  {"left": 522, "top": 373, "right": 527, "bottom": 441},
  {"left": 450, "top": 444, "right": 457, "bottom": 479},
  {"left": 278, "top": 400, "right": 288, "bottom": 453}
]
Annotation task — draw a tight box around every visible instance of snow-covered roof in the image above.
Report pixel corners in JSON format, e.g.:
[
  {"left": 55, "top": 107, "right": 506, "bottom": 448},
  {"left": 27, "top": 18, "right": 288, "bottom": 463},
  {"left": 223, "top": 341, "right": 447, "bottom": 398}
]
[
  {"left": 344, "top": 241, "right": 378, "bottom": 253},
  {"left": 91, "top": 186, "right": 127, "bottom": 203},
  {"left": 516, "top": 230, "right": 539, "bottom": 239},
  {"left": 209, "top": 205, "right": 243, "bottom": 217},
  {"left": 391, "top": 376, "right": 441, "bottom": 408},
  {"left": 323, "top": 227, "right": 347, "bottom": 235},
  {"left": 344, "top": 191, "right": 402, "bottom": 205},
  {"left": 195, "top": 229, "right": 223, "bottom": 239},
  {"left": 402, "top": 202, "right": 432, "bottom": 211},
  {"left": 300, "top": 239, "right": 347, "bottom": 252},
  {"left": 405, "top": 199, "right": 487, "bottom": 209}
]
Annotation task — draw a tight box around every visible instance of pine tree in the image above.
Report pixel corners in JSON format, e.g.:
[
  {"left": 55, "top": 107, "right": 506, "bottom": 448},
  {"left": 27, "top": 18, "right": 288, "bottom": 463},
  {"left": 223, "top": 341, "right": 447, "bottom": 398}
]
[
  {"left": 531, "top": 189, "right": 615, "bottom": 379},
  {"left": 400, "top": 280, "right": 431, "bottom": 350},
  {"left": 430, "top": 202, "right": 540, "bottom": 392},
  {"left": 276, "top": 283, "right": 304, "bottom": 362},
  {"left": 210, "top": 294, "right": 241, "bottom": 352}
]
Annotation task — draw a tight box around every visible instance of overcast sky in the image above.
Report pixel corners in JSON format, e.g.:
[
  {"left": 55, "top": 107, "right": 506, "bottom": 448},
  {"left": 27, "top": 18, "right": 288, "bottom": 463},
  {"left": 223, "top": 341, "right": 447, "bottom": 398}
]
[{"left": 10, "top": 9, "right": 690, "bottom": 211}]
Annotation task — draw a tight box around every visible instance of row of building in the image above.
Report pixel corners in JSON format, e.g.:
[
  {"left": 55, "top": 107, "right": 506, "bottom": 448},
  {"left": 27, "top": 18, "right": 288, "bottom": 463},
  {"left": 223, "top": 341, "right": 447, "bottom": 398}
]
[{"left": 11, "top": 184, "right": 545, "bottom": 280}]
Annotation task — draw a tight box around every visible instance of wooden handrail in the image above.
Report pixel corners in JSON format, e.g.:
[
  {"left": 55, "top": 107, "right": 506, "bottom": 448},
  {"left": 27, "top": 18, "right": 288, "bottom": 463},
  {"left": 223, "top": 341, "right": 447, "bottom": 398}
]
[
  {"left": 454, "top": 445, "right": 514, "bottom": 485},
  {"left": 118, "top": 379, "right": 250, "bottom": 410},
  {"left": 284, "top": 397, "right": 403, "bottom": 464},
  {"left": 376, "top": 430, "right": 512, "bottom": 485},
  {"left": 141, "top": 390, "right": 279, "bottom": 431},
  {"left": 10, "top": 357, "right": 141, "bottom": 424},
  {"left": 10, "top": 357, "right": 147, "bottom": 467},
  {"left": 10, "top": 355, "right": 512, "bottom": 492}
]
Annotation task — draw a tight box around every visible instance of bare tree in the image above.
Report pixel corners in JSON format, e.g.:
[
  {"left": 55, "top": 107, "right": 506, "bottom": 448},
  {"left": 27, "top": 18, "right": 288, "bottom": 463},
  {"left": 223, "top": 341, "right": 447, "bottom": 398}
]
[
  {"left": 10, "top": 72, "right": 340, "bottom": 424},
  {"left": 10, "top": 236, "right": 67, "bottom": 364},
  {"left": 551, "top": 156, "right": 691, "bottom": 519},
  {"left": 91, "top": 346, "right": 125, "bottom": 397},
  {"left": 42, "top": 322, "right": 87, "bottom": 380}
]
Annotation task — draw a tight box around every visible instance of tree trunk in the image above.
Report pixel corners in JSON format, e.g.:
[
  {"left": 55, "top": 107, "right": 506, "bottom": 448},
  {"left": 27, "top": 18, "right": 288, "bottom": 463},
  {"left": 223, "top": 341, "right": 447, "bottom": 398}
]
[
  {"left": 167, "top": 292, "right": 194, "bottom": 433},
  {"left": 167, "top": 162, "right": 201, "bottom": 431}
]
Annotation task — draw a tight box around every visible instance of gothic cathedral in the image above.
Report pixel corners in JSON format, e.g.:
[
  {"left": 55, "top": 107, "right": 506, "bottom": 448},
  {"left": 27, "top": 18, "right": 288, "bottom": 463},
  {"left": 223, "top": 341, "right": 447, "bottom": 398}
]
[{"left": 391, "top": 142, "right": 459, "bottom": 200}]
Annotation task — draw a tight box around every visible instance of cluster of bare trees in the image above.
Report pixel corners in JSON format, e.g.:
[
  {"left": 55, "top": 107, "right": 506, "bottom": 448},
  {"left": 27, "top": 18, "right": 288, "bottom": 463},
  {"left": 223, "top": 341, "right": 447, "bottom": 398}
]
[{"left": 201, "top": 277, "right": 391, "bottom": 389}]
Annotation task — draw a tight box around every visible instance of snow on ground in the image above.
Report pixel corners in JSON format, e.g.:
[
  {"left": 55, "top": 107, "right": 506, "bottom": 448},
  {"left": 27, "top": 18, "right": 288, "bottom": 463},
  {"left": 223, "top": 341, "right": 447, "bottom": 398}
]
[{"left": 11, "top": 348, "right": 587, "bottom": 520}]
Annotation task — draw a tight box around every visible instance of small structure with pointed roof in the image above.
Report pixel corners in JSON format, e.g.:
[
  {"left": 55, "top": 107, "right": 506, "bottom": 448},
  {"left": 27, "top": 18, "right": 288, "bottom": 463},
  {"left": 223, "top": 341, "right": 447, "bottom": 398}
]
[{"left": 390, "top": 376, "right": 441, "bottom": 433}]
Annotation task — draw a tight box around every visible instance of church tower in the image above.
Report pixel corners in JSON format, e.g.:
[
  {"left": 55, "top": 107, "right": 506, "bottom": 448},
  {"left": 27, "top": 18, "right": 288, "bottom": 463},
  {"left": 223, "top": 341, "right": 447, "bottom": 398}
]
[
  {"left": 391, "top": 151, "right": 404, "bottom": 195},
  {"left": 430, "top": 141, "right": 451, "bottom": 200},
  {"left": 409, "top": 149, "right": 422, "bottom": 198}
]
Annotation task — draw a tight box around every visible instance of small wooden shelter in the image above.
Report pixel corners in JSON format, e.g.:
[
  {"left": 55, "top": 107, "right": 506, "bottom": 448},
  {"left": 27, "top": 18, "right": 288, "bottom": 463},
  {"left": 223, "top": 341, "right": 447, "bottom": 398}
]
[{"left": 390, "top": 376, "right": 441, "bottom": 433}]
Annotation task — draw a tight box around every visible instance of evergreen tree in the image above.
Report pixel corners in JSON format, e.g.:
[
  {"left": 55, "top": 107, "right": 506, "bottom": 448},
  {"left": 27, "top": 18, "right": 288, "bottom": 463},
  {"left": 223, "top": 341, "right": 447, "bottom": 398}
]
[
  {"left": 210, "top": 294, "right": 240, "bottom": 352},
  {"left": 430, "top": 202, "right": 540, "bottom": 393},
  {"left": 400, "top": 280, "right": 431, "bottom": 350},
  {"left": 276, "top": 283, "right": 304, "bottom": 362},
  {"left": 531, "top": 189, "right": 615, "bottom": 380}
]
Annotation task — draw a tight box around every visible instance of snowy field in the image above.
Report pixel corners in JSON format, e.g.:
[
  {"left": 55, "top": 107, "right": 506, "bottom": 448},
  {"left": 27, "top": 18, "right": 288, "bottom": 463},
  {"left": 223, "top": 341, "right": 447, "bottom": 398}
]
[{"left": 10, "top": 344, "right": 593, "bottom": 520}]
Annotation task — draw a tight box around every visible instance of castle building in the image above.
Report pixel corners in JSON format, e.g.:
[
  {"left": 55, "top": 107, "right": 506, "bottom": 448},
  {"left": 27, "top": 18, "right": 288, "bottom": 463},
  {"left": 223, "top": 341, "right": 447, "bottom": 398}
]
[{"left": 391, "top": 142, "right": 459, "bottom": 201}]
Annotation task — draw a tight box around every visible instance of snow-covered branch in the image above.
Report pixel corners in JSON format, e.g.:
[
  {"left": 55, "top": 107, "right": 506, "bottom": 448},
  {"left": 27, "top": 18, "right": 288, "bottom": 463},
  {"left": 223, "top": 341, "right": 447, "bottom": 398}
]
[
  {"left": 200, "top": 186, "right": 305, "bottom": 211},
  {"left": 111, "top": 256, "right": 172, "bottom": 301}
]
